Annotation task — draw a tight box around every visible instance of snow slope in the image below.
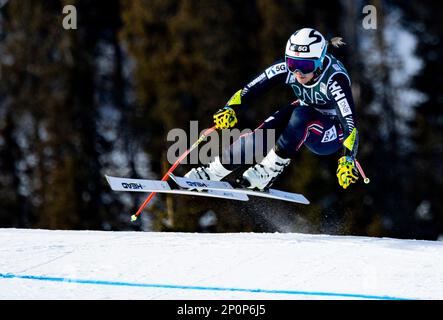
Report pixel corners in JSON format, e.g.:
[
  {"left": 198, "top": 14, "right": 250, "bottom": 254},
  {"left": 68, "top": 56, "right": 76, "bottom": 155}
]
[{"left": 0, "top": 228, "right": 442, "bottom": 300}]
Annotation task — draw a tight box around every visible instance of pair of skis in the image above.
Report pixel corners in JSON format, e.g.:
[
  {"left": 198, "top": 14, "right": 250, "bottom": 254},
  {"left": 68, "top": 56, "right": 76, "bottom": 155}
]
[
  {"left": 105, "top": 125, "right": 309, "bottom": 222},
  {"left": 105, "top": 173, "right": 310, "bottom": 205}
]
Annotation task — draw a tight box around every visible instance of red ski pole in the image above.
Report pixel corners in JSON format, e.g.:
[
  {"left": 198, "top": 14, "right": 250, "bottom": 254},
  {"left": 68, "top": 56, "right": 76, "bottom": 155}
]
[
  {"left": 355, "top": 159, "right": 370, "bottom": 184},
  {"left": 131, "top": 126, "right": 217, "bottom": 222}
]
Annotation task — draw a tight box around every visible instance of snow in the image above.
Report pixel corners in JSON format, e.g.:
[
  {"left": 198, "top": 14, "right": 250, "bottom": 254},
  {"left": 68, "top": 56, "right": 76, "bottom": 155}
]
[{"left": 0, "top": 228, "right": 442, "bottom": 300}]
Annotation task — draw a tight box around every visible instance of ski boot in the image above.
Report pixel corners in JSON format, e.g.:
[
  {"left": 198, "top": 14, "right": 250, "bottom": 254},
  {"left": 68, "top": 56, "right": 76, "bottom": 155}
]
[
  {"left": 241, "top": 148, "right": 290, "bottom": 191},
  {"left": 185, "top": 156, "right": 232, "bottom": 181}
]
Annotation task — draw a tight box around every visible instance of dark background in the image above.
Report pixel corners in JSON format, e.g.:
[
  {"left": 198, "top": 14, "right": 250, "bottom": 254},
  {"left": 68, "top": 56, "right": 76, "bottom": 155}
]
[{"left": 0, "top": 0, "right": 441, "bottom": 240}]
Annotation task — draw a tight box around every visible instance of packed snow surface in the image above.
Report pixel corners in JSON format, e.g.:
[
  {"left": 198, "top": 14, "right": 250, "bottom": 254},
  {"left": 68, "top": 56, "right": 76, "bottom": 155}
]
[{"left": 1, "top": 228, "right": 442, "bottom": 300}]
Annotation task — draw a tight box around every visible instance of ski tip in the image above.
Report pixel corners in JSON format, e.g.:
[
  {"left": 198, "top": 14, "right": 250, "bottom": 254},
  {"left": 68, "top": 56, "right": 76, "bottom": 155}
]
[
  {"left": 131, "top": 215, "right": 138, "bottom": 222},
  {"left": 104, "top": 175, "right": 111, "bottom": 184}
]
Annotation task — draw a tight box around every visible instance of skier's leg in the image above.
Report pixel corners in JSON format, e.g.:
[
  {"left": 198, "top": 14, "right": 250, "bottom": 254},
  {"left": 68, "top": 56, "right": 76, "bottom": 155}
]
[
  {"left": 275, "top": 106, "right": 343, "bottom": 158},
  {"left": 221, "top": 103, "right": 296, "bottom": 170},
  {"left": 242, "top": 106, "right": 343, "bottom": 190},
  {"left": 185, "top": 104, "right": 296, "bottom": 181}
]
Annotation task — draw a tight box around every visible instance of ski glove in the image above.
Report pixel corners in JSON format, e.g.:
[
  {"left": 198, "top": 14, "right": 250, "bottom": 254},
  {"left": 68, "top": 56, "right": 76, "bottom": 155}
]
[
  {"left": 213, "top": 106, "right": 237, "bottom": 129},
  {"left": 336, "top": 156, "right": 359, "bottom": 189}
]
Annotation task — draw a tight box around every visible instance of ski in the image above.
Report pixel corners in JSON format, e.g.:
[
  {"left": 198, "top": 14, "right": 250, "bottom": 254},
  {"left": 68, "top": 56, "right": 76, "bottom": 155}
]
[
  {"left": 106, "top": 174, "right": 309, "bottom": 205},
  {"left": 169, "top": 174, "right": 310, "bottom": 205},
  {"left": 105, "top": 175, "right": 249, "bottom": 202}
]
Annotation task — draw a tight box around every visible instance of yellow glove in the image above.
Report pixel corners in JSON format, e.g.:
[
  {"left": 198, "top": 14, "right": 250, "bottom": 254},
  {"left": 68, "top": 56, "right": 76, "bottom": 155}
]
[
  {"left": 336, "top": 156, "right": 359, "bottom": 189},
  {"left": 213, "top": 107, "right": 237, "bottom": 129}
]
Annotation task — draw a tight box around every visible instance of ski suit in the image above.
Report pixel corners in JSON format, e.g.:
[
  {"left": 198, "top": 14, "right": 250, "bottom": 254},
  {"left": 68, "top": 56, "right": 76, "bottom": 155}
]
[{"left": 221, "top": 53, "right": 359, "bottom": 170}]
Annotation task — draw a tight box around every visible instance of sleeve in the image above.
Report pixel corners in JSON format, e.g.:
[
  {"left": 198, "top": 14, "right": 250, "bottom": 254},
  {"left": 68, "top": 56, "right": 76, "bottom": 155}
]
[
  {"left": 225, "top": 60, "right": 289, "bottom": 109},
  {"left": 327, "top": 73, "right": 359, "bottom": 158}
]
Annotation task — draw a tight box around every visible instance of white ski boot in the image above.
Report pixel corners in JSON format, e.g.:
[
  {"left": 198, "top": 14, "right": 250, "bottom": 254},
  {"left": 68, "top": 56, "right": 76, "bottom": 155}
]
[
  {"left": 241, "top": 148, "right": 291, "bottom": 191},
  {"left": 185, "top": 156, "right": 232, "bottom": 181}
]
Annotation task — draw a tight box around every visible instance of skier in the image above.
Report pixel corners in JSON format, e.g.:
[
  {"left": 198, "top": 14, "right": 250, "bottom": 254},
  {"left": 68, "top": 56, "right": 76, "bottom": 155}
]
[{"left": 185, "top": 27, "right": 360, "bottom": 191}]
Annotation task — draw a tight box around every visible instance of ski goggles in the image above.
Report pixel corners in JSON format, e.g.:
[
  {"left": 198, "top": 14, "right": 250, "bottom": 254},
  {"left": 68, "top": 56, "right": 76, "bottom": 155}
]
[{"left": 285, "top": 56, "right": 321, "bottom": 75}]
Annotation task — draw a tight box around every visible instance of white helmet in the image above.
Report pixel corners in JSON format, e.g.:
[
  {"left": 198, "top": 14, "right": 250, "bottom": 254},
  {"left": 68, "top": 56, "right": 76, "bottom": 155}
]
[{"left": 285, "top": 28, "right": 328, "bottom": 74}]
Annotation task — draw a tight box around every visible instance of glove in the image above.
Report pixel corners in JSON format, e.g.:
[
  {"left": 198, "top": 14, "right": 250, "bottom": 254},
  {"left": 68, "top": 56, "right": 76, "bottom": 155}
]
[
  {"left": 213, "top": 106, "right": 237, "bottom": 129},
  {"left": 336, "top": 156, "right": 359, "bottom": 189}
]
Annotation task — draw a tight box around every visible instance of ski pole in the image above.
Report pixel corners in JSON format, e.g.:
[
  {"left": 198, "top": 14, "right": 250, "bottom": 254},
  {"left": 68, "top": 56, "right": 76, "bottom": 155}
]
[
  {"left": 355, "top": 159, "right": 370, "bottom": 184},
  {"left": 131, "top": 125, "right": 217, "bottom": 222}
]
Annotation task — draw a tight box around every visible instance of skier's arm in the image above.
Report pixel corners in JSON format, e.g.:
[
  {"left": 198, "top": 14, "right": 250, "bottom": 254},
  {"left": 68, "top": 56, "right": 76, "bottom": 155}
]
[
  {"left": 328, "top": 73, "right": 359, "bottom": 159},
  {"left": 225, "top": 60, "right": 289, "bottom": 109},
  {"left": 213, "top": 60, "right": 289, "bottom": 129}
]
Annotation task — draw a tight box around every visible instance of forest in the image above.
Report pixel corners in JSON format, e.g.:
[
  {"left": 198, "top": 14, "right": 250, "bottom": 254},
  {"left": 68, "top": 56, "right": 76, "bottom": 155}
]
[{"left": 0, "top": 0, "right": 442, "bottom": 240}]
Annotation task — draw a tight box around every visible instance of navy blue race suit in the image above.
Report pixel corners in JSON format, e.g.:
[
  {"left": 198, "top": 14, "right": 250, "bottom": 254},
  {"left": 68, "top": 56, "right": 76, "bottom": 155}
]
[{"left": 221, "top": 53, "right": 359, "bottom": 170}]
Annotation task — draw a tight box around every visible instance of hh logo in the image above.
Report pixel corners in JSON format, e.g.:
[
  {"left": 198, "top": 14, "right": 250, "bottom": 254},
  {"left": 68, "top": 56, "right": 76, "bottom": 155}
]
[{"left": 329, "top": 81, "right": 345, "bottom": 101}]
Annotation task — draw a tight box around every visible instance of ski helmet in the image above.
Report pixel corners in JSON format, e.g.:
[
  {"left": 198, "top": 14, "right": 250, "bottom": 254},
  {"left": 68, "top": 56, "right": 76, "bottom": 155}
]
[{"left": 285, "top": 28, "right": 328, "bottom": 75}]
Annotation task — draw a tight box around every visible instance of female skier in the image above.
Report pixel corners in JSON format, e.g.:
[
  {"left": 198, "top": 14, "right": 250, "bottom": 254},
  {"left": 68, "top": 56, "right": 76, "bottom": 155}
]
[{"left": 185, "top": 27, "right": 359, "bottom": 190}]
